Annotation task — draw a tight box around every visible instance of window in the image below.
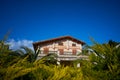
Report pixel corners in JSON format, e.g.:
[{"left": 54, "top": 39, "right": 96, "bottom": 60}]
[
  {"left": 43, "top": 48, "right": 49, "bottom": 54},
  {"left": 72, "top": 43, "right": 76, "bottom": 46},
  {"left": 58, "top": 42, "right": 63, "bottom": 46},
  {"left": 59, "top": 49, "right": 64, "bottom": 55},
  {"left": 72, "top": 49, "right": 77, "bottom": 55}
]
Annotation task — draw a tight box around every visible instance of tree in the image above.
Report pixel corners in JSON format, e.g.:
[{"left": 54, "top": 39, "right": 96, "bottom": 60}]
[
  {"left": 0, "top": 40, "right": 21, "bottom": 67},
  {"left": 88, "top": 40, "right": 120, "bottom": 79},
  {"left": 42, "top": 53, "right": 58, "bottom": 65},
  {"left": 16, "top": 46, "right": 39, "bottom": 62}
]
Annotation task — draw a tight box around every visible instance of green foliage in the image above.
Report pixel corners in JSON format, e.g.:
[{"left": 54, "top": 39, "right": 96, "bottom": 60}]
[
  {"left": 0, "top": 37, "right": 120, "bottom": 80},
  {"left": 88, "top": 40, "right": 120, "bottom": 79},
  {"left": 42, "top": 53, "right": 58, "bottom": 65},
  {"left": 16, "top": 46, "right": 39, "bottom": 62}
]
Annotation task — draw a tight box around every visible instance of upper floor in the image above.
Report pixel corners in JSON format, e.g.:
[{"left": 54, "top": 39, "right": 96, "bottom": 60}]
[{"left": 33, "top": 36, "right": 85, "bottom": 56}]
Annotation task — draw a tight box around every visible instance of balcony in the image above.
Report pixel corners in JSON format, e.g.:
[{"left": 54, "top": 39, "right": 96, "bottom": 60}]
[{"left": 37, "top": 51, "right": 88, "bottom": 61}]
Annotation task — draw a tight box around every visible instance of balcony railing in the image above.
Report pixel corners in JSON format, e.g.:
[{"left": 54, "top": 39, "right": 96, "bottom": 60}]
[
  {"left": 37, "top": 51, "right": 88, "bottom": 61},
  {"left": 40, "top": 50, "right": 75, "bottom": 55}
]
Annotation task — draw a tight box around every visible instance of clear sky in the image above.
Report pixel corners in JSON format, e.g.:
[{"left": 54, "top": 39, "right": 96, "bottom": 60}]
[{"left": 0, "top": 0, "right": 120, "bottom": 49}]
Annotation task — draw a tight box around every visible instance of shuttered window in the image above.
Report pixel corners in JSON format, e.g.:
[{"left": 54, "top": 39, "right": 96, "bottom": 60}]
[
  {"left": 72, "top": 49, "right": 77, "bottom": 55},
  {"left": 58, "top": 42, "right": 63, "bottom": 46},
  {"left": 72, "top": 43, "right": 76, "bottom": 46},
  {"left": 43, "top": 48, "right": 49, "bottom": 54},
  {"left": 59, "top": 49, "right": 64, "bottom": 55}
]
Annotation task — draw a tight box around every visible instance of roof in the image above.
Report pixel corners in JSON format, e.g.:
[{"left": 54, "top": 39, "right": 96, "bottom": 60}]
[{"left": 33, "top": 36, "right": 85, "bottom": 50}]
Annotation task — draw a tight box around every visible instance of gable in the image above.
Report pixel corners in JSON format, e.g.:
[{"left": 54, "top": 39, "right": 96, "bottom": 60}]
[
  {"left": 38, "top": 39, "right": 81, "bottom": 48},
  {"left": 33, "top": 36, "right": 85, "bottom": 51}
]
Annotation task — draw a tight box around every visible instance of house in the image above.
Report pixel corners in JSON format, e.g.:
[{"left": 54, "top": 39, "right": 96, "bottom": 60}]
[{"left": 33, "top": 36, "right": 88, "bottom": 66}]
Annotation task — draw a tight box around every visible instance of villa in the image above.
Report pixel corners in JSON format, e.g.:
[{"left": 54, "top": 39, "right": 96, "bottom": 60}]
[{"left": 33, "top": 36, "right": 88, "bottom": 66}]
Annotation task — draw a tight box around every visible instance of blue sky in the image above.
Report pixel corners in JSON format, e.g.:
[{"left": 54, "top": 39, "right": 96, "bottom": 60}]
[{"left": 0, "top": 0, "right": 120, "bottom": 49}]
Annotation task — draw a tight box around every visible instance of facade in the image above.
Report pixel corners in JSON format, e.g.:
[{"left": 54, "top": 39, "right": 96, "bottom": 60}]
[{"left": 33, "top": 36, "right": 88, "bottom": 66}]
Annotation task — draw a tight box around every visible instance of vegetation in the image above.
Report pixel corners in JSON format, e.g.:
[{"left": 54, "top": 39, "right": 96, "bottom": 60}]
[{"left": 0, "top": 37, "right": 120, "bottom": 80}]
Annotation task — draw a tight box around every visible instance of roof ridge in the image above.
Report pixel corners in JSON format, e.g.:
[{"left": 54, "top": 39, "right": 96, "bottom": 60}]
[
  {"left": 33, "top": 35, "right": 85, "bottom": 45},
  {"left": 33, "top": 35, "right": 70, "bottom": 44}
]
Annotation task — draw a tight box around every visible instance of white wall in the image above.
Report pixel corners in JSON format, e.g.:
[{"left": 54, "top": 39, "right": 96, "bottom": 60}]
[{"left": 37, "top": 39, "right": 82, "bottom": 55}]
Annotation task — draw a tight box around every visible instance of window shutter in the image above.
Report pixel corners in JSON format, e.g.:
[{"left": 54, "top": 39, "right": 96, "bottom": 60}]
[
  {"left": 72, "top": 49, "right": 76, "bottom": 55},
  {"left": 58, "top": 42, "right": 63, "bottom": 46},
  {"left": 72, "top": 43, "right": 76, "bottom": 46},
  {"left": 43, "top": 48, "right": 49, "bottom": 54},
  {"left": 59, "top": 49, "right": 64, "bottom": 55}
]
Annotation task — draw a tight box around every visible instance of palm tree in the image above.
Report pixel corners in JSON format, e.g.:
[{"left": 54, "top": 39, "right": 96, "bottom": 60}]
[
  {"left": 16, "top": 46, "right": 39, "bottom": 62},
  {"left": 0, "top": 40, "right": 21, "bottom": 68},
  {"left": 42, "top": 53, "right": 58, "bottom": 65},
  {"left": 89, "top": 40, "right": 120, "bottom": 79}
]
